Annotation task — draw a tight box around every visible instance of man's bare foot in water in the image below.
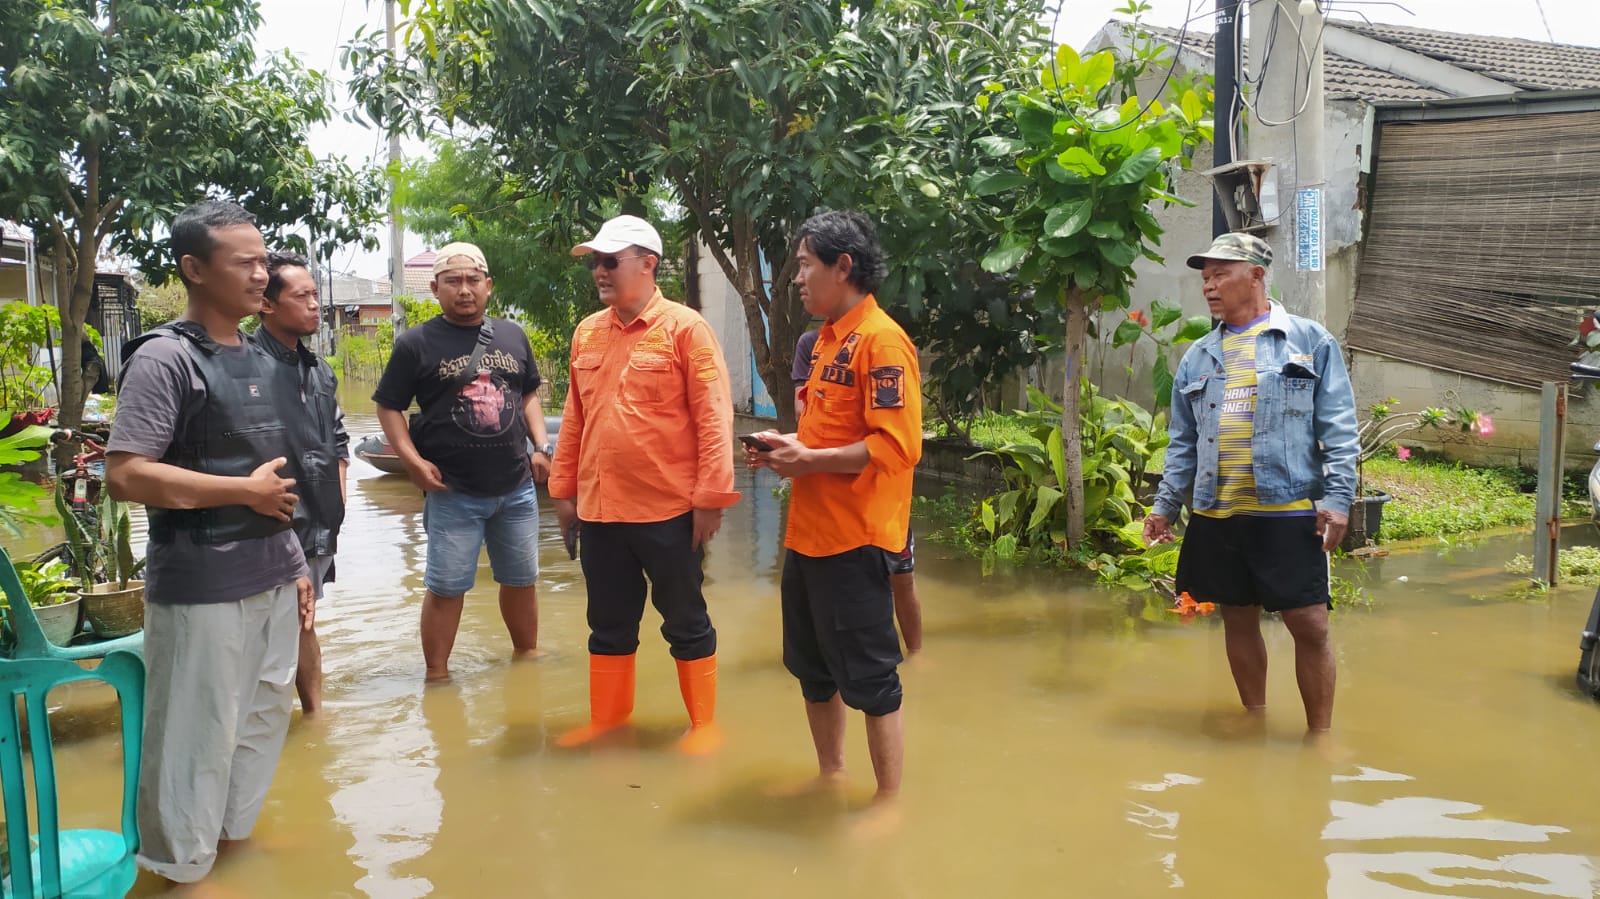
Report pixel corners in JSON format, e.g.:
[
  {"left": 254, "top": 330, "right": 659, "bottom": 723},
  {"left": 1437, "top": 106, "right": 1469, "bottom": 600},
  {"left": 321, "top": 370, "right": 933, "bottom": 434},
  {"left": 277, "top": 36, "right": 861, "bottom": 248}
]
[
  {"left": 766, "top": 769, "right": 849, "bottom": 799},
  {"left": 850, "top": 792, "right": 902, "bottom": 839}
]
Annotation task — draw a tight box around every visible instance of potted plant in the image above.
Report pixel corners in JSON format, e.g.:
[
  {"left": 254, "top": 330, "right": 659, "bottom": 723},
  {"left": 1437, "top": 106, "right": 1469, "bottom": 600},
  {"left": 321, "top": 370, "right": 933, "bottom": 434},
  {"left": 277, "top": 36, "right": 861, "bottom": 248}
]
[
  {"left": 80, "top": 491, "right": 146, "bottom": 638},
  {"left": 6, "top": 558, "right": 83, "bottom": 646},
  {"left": 55, "top": 477, "right": 146, "bottom": 638},
  {"left": 0, "top": 300, "right": 63, "bottom": 437},
  {"left": 1346, "top": 396, "right": 1489, "bottom": 547}
]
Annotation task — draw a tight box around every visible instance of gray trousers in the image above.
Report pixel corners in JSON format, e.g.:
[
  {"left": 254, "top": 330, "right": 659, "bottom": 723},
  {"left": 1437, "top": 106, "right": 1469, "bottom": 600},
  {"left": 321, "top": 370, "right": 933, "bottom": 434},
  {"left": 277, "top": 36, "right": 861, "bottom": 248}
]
[{"left": 136, "top": 583, "right": 299, "bottom": 882}]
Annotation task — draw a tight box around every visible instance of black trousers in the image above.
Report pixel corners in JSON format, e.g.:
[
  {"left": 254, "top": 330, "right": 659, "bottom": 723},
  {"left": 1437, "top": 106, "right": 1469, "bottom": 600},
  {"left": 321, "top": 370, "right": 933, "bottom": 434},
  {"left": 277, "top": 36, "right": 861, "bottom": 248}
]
[
  {"left": 781, "top": 547, "right": 903, "bottom": 717},
  {"left": 579, "top": 512, "right": 716, "bottom": 660}
]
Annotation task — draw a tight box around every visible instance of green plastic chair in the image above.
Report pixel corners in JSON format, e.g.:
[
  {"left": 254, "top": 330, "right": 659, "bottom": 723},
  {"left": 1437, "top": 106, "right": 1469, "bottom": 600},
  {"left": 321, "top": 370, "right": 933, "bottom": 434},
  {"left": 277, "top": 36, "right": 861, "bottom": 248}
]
[
  {"left": 0, "top": 548, "right": 142, "bottom": 663},
  {"left": 0, "top": 650, "right": 144, "bottom": 898}
]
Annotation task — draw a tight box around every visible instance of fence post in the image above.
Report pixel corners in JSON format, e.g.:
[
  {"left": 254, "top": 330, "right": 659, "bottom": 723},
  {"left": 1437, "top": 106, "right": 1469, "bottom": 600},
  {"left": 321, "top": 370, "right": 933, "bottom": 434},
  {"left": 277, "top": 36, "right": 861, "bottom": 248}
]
[{"left": 1533, "top": 382, "right": 1567, "bottom": 586}]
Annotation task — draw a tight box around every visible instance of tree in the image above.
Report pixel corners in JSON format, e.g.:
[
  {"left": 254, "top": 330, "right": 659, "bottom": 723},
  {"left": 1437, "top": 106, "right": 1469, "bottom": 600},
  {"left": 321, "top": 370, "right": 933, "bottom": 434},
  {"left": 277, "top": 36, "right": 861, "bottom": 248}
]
[
  {"left": 397, "top": 140, "right": 595, "bottom": 357},
  {"left": 348, "top": 0, "right": 1046, "bottom": 429},
  {"left": 971, "top": 40, "right": 1211, "bottom": 547},
  {"left": 0, "top": 0, "right": 383, "bottom": 430}
]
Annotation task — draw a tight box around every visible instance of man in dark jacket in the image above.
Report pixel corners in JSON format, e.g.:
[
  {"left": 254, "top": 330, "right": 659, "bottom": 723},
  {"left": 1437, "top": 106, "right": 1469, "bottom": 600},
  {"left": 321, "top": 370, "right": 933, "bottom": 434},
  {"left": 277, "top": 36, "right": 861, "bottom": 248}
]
[{"left": 252, "top": 251, "right": 348, "bottom": 713}]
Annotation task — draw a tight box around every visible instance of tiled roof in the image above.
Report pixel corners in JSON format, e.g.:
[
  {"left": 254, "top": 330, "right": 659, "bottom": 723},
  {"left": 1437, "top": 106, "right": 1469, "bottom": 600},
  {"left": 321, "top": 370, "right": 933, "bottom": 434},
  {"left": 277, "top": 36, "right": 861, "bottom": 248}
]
[
  {"left": 1137, "top": 19, "right": 1600, "bottom": 102},
  {"left": 1336, "top": 20, "right": 1600, "bottom": 91},
  {"left": 405, "top": 250, "right": 437, "bottom": 270},
  {"left": 1141, "top": 23, "right": 1446, "bottom": 102}
]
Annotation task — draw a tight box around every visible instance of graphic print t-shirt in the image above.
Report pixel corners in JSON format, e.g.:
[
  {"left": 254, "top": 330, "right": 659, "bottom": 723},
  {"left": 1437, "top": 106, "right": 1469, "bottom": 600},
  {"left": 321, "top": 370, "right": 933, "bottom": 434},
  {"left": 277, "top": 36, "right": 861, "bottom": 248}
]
[
  {"left": 373, "top": 315, "right": 541, "bottom": 496},
  {"left": 1195, "top": 313, "right": 1315, "bottom": 519}
]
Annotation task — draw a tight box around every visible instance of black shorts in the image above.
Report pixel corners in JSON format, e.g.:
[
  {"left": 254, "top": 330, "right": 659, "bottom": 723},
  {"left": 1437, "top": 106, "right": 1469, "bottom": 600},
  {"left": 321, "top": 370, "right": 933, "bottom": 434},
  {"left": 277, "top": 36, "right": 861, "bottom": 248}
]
[
  {"left": 781, "top": 547, "right": 903, "bottom": 717},
  {"left": 884, "top": 527, "right": 915, "bottom": 576},
  {"left": 1173, "top": 514, "right": 1330, "bottom": 613}
]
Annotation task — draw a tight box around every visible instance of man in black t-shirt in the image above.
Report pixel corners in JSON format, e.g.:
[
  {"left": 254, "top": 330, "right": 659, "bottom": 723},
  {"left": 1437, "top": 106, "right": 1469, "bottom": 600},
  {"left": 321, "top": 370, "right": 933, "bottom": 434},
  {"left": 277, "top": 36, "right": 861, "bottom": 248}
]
[{"left": 373, "top": 242, "right": 554, "bottom": 680}]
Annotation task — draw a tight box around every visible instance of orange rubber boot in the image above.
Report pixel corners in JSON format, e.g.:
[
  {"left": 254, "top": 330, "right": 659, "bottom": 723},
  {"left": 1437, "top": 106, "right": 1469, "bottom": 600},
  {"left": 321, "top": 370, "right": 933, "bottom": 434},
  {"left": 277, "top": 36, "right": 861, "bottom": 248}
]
[
  {"left": 557, "top": 653, "right": 636, "bottom": 747},
  {"left": 675, "top": 654, "right": 723, "bottom": 756}
]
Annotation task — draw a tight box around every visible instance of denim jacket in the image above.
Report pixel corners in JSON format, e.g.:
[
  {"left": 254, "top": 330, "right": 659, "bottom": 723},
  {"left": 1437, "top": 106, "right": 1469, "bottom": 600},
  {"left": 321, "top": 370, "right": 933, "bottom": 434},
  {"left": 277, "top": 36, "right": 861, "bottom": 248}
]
[{"left": 1152, "top": 302, "right": 1359, "bottom": 521}]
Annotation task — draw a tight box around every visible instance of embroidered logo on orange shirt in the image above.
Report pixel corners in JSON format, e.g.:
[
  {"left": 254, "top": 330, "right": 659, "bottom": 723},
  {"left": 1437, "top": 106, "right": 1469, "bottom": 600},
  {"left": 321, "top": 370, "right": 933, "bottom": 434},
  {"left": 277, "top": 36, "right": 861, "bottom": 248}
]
[{"left": 870, "top": 365, "right": 905, "bottom": 409}]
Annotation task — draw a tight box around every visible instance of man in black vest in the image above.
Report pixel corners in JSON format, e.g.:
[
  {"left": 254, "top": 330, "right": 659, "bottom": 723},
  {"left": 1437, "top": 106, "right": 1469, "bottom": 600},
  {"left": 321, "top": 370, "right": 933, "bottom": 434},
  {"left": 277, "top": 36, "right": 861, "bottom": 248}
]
[
  {"left": 373, "top": 242, "right": 553, "bottom": 681},
  {"left": 251, "top": 251, "right": 349, "bottom": 714},
  {"left": 106, "top": 200, "right": 314, "bottom": 884}
]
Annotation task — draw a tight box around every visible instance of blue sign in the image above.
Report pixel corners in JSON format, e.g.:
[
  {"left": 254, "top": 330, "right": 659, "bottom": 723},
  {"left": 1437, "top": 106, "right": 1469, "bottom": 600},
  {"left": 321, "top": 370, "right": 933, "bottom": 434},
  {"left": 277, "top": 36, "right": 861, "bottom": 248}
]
[{"left": 1295, "top": 188, "right": 1322, "bottom": 272}]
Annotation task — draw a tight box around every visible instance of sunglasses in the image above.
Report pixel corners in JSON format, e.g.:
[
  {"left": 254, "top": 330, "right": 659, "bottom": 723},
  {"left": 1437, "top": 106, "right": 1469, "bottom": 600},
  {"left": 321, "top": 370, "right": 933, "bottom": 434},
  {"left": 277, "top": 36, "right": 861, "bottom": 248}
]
[{"left": 586, "top": 253, "right": 650, "bottom": 271}]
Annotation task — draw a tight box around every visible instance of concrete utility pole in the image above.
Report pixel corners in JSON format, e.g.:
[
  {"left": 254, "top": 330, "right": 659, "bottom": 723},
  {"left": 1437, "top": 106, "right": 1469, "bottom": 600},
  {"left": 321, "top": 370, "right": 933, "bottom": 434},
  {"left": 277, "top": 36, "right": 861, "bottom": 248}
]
[
  {"left": 1249, "top": 0, "right": 1326, "bottom": 320},
  {"left": 385, "top": 0, "right": 407, "bottom": 336},
  {"left": 1213, "top": 0, "right": 1243, "bottom": 238}
]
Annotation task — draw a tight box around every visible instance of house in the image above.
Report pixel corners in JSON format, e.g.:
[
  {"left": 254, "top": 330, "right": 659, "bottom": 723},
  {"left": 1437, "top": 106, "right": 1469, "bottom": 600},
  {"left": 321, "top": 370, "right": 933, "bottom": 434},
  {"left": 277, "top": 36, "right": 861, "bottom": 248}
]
[
  {"left": 2, "top": 221, "right": 140, "bottom": 381},
  {"left": 1088, "top": 16, "right": 1600, "bottom": 465}
]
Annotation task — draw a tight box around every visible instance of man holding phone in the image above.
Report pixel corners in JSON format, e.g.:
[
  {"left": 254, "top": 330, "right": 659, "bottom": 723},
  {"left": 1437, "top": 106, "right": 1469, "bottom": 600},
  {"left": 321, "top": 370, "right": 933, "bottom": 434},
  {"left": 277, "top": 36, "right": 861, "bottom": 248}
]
[
  {"left": 549, "top": 214, "right": 740, "bottom": 755},
  {"left": 747, "top": 210, "right": 921, "bottom": 828}
]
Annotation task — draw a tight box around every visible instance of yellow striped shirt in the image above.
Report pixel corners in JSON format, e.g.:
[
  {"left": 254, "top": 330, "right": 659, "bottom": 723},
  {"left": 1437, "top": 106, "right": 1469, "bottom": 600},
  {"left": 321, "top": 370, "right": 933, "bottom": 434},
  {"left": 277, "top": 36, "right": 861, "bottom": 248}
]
[{"left": 1195, "top": 316, "right": 1315, "bottom": 519}]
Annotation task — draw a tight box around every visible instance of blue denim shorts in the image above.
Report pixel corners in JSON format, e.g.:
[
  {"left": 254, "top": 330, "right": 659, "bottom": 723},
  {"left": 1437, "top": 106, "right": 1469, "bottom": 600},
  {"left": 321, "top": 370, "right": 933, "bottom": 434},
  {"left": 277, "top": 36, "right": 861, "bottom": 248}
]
[{"left": 422, "top": 480, "right": 540, "bottom": 596}]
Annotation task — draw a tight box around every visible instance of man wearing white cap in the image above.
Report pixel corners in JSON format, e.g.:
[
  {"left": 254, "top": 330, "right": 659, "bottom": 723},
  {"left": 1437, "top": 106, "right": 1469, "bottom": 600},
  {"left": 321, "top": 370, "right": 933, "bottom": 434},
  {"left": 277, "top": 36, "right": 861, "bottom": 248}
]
[
  {"left": 548, "top": 214, "right": 741, "bottom": 754},
  {"left": 373, "top": 241, "right": 555, "bottom": 680}
]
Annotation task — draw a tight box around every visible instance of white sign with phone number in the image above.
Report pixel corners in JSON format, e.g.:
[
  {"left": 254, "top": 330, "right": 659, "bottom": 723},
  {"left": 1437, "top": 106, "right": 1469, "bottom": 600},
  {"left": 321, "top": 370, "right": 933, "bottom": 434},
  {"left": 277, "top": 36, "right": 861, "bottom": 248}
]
[{"left": 1296, "top": 188, "right": 1322, "bottom": 272}]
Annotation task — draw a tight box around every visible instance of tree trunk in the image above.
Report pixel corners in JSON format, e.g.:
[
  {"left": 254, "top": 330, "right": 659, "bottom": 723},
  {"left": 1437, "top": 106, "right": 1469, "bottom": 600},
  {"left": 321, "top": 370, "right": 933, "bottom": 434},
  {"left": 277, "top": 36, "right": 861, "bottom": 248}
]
[
  {"left": 53, "top": 231, "right": 96, "bottom": 434},
  {"left": 1061, "top": 286, "right": 1090, "bottom": 548},
  {"left": 687, "top": 205, "right": 807, "bottom": 432}
]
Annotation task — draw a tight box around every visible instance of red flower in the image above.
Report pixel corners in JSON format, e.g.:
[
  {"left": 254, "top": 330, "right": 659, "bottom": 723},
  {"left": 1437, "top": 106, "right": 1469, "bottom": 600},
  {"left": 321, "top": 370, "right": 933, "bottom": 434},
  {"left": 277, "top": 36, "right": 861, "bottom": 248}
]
[{"left": 1128, "top": 309, "right": 1150, "bottom": 328}]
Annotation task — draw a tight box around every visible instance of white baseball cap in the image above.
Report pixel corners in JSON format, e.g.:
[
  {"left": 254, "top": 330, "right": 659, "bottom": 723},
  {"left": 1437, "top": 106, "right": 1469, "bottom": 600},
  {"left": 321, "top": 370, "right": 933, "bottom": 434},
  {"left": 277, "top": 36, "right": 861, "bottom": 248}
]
[{"left": 571, "top": 215, "right": 664, "bottom": 257}]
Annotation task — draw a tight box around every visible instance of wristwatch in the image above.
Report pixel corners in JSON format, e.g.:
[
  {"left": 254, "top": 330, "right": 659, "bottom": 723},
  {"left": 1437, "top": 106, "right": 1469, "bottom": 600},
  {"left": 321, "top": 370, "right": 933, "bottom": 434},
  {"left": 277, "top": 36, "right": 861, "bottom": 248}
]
[{"left": 537, "top": 442, "right": 555, "bottom": 457}]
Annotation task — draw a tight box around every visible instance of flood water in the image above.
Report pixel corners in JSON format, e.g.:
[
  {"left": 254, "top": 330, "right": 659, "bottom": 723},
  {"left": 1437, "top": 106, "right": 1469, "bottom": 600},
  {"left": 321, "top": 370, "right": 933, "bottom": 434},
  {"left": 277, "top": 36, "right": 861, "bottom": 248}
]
[{"left": 15, "top": 386, "right": 1600, "bottom": 898}]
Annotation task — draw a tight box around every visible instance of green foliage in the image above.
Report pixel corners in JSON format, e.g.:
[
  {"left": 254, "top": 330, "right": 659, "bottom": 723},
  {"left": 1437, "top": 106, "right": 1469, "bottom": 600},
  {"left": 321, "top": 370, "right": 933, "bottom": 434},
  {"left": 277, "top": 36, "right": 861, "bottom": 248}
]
[
  {"left": 0, "top": 425, "right": 56, "bottom": 537},
  {"left": 1086, "top": 531, "right": 1182, "bottom": 591},
  {"left": 0, "top": 0, "right": 384, "bottom": 432},
  {"left": 1364, "top": 456, "right": 1537, "bottom": 541},
  {"left": 136, "top": 280, "right": 187, "bottom": 331},
  {"left": 1507, "top": 546, "right": 1600, "bottom": 586},
  {"left": 397, "top": 140, "right": 591, "bottom": 362},
  {"left": 9, "top": 558, "right": 78, "bottom": 608},
  {"left": 348, "top": 0, "right": 1050, "bottom": 428},
  {"left": 51, "top": 468, "right": 145, "bottom": 587},
  {"left": 968, "top": 8, "right": 1211, "bottom": 546},
  {"left": 973, "top": 382, "right": 1167, "bottom": 556},
  {"left": 1359, "top": 396, "right": 1483, "bottom": 465},
  {"left": 0, "top": 301, "right": 60, "bottom": 411},
  {"left": 1099, "top": 297, "right": 1211, "bottom": 413},
  {"left": 929, "top": 412, "right": 1046, "bottom": 449}
]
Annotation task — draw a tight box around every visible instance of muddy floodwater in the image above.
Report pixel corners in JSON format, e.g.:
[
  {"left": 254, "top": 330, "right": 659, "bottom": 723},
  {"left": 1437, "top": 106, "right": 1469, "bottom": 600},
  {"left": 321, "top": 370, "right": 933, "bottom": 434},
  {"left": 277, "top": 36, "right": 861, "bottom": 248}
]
[{"left": 15, "top": 389, "right": 1600, "bottom": 898}]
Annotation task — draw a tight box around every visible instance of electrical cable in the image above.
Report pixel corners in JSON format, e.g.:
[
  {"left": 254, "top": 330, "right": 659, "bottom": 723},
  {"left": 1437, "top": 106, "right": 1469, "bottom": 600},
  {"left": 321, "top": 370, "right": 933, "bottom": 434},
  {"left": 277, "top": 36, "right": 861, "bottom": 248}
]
[
  {"left": 1044, "top": 0, "right": 1196, "bottom": 134},
  {"left": 1236, "top": 0, "right": 1333, "bottom": 126}
]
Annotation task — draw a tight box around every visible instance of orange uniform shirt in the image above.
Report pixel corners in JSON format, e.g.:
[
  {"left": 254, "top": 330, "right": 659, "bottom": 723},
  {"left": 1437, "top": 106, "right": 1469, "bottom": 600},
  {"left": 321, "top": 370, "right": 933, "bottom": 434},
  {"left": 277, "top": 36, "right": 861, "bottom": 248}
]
[
  {"left": 548, "top": 290, "right": 741, "bottom": 522},
  {"left": 785, "top": 295, "right": 922, "bottom": 557}
]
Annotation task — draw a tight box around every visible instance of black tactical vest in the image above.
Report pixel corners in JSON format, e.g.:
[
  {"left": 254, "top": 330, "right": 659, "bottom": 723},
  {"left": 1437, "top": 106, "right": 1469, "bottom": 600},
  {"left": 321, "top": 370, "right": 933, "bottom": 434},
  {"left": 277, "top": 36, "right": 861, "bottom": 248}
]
[
  {"left": 248, "top": 329, "right": 346, "bottom": 557},
  {"left": 122, "top": 321, "right": 292, "bottom": 545}
]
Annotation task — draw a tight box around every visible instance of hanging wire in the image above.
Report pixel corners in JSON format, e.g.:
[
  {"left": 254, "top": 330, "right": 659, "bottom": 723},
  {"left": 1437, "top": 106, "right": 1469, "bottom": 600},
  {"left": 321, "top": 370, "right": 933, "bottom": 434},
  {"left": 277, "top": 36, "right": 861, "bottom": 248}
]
[
  {"left": 1045, "top": 0, "right": 1197, "bottom": 134},
  {"left": 1236, "top": 0, "right": 1334, "bottom": 126}
]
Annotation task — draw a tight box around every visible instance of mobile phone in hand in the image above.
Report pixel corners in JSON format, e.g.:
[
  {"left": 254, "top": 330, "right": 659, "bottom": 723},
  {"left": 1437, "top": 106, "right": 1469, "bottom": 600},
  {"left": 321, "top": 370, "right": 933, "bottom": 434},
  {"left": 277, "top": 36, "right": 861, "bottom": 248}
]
[
  {"left": 564, "top": 523, "right": 579, "bottom": 560},
  {"left": 739, "top": 434, "right": 774, "bottom": 452}
]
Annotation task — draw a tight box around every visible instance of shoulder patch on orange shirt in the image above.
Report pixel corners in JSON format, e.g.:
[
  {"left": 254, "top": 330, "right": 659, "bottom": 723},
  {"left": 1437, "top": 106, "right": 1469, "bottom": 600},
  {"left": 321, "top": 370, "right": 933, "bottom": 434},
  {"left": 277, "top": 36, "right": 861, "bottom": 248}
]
[
  {"left": 870, "top": 365, "right": 905, "bottom": 409},
  {"left": 690, "top": 346, "right": 719, "bottom": 381}
]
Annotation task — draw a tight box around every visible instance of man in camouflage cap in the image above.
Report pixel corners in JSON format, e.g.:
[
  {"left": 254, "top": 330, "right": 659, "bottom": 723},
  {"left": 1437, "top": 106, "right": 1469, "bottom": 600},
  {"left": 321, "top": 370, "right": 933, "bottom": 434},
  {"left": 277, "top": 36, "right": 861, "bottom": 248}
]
[
  {"left": 1186, "top": 231, "right": 1273, "bottom": 268},
  {"left": 1145, "top": 231, "right": 1359, "bottom": 737}
]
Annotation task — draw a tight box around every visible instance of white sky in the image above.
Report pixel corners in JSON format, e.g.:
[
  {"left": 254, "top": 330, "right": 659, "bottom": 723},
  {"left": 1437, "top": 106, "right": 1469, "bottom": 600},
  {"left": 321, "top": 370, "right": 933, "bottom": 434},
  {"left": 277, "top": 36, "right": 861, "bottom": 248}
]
[{"left": 254, "top": 0, "right": 1600, "bottom": 280}]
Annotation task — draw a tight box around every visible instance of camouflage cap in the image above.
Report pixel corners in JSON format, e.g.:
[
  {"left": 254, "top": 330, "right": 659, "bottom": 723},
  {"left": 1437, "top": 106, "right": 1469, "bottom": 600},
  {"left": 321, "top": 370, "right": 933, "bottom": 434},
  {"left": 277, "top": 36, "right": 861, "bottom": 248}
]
[{"left": 1186, "top": 232, "right": 1272, "bottom": 270}]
